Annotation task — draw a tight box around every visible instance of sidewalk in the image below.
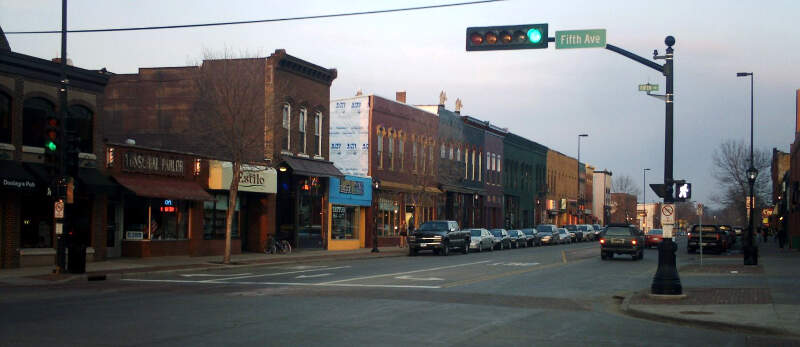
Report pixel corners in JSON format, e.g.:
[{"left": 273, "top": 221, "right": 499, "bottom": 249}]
[
  {"left": 0, "top": 247, "right": 407, "bottom": 285},
  {"left": 622, "top": 239, "right": 800, "bottom": 337}
]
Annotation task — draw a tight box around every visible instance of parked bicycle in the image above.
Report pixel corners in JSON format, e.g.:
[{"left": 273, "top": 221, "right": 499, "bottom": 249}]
[{"left": 266, "top": 235, "right": 292, "bottom": 255}]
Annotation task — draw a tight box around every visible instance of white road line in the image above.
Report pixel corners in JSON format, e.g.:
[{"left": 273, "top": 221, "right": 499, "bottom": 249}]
[
  {"left": 122, "top": 278, "right": 442, "bottom": 289},
  {"left": 122, "top": 279, "right": 217, "bottom": 284},
  {"left": 296, "top": 273, "right": 332, "bottom": 279},
  {"left": 203, "top": 266, "right": 351, "bottom": 282},
  {"left": 318, "top": 260, "right": 490, "bottom": 285},
  {"left": 180, "top": 273, "right": 252, "bottom": 277}
]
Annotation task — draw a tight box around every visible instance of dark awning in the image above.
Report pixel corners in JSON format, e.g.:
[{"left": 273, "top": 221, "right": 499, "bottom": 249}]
[
  {"left": 440, "top": 184, "right": 485, "bottom": 195},
  {"left": 0, "top": 160, "right": 40, "bottom": 192},
  {"left": 113, "top": 174, "right": 212, "bottom": 201},
  {"left": 279, "top": 155, "right": 343, "bottom": 178},
  {"left": 77, "top": 168, "right": 118, "bottom": 194}
]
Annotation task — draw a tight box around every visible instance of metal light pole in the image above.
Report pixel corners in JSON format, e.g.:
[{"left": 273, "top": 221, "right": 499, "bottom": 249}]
[
  {"left": 577, "top": 134, "right": 588, "bottom": 224},
  {"left": 643, "top": 168, "right": 650, "bottom": 233},
  {"left": 372, "top": 179, "right": 381, "bottom": 253},
  {"left": 738, "top": 72, "right": 758, "bottom": 265}
]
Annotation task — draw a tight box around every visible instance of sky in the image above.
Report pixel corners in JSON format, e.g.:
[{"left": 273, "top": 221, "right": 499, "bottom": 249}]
[{"left": 2, "top": 0, "right": 798, "bottom": 208}]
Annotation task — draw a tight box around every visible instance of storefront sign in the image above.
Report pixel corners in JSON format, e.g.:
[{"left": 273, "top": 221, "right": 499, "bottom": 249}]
[
  {"left": 330, "top": 96, "right": 370, "bottom": 177},
  {"left": 123, "top": 151, "right": 185, "bottom": 176},
  {"left": 379, "top": 198, "right": 396, "bottom": 211},
  {"left": 3, "top": 178, "right": 37, "bottom": 190},
  {"left": 208, "top": 160, "right": 277, "bottom": 194},
  {"left": 339, "top": 179, "right": 364, "bottom": 195}
]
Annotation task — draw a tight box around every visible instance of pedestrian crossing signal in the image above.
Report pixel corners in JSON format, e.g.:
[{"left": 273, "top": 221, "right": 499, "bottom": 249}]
[{"left": 675, "top": 182, "right": 691, "bottom": 201}]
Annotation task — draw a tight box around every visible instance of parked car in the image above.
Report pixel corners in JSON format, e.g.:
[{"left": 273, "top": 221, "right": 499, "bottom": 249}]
[
  {"left": 645, "top": 229, "right": 664, "bottom": 248},
  {"left": 408, "top": 220, "right": 470, "bottom": 256},
  {"left": 578, "top": 224, "right": 594, "bottom": 241},
  {"left": 536, "top": 225, "right": 559, "bottom": 245},
  {"left": 565, "top": 224, "right": 583, "bottom": 242},
  {"left": 468, "top": 228, "right": 494, "bottom": 252},
  {"left": 718, "top": 225, "right": 737, "bottom": 248},
  {"left": 521, "top": 228, "right": 539, "bottom": 246},
  {"left": 558, "top": 228, "right": 572, "bottom": 244},
  {"left": 592, "top": 224, "right": 604, "bottom": 239},
  {"left": 508, "top": 230, "right": 527, "bottom": 248},
  {"left": 687, "top": 224, "right": 727, "bottom": 254},
  {"left": 490, "top": 229, "right": 511, "bottom": 250},
  {"left": 600, "top": 223, "right": 645, "bottom": 260}
]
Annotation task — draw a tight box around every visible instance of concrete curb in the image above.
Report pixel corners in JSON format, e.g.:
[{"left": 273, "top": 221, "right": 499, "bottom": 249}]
[{"left": 620, "top": 291, "right": 799, "bottom": 338}]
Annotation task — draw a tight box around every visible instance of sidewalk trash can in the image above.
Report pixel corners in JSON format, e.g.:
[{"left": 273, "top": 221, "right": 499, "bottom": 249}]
[{"left": 68, "top": 243, "right": 86, "bottom": 274}]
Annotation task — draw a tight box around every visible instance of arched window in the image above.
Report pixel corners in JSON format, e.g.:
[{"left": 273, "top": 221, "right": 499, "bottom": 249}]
[
  {"left": 23, "top": 97, "right": 55, "bottom": 147},
  {"left": 0, "top": 91, "right": 10, "bottom": 143},
  {"left": 68, "top": 105, "right": 93, "bottom": 153},
  {"left": 314, "top": 111, "right": 322, "bottom": 156},
  {"left": 299, "top": 107, "right": 307, "bottom": 154},
  {"left": 282, "top": 104, "right": 291, "bottom": 151}
]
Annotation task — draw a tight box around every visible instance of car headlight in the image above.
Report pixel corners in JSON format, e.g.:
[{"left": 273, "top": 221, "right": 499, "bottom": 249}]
[{"left": 432, "top": 236, "right": 442, "bottom": 241}]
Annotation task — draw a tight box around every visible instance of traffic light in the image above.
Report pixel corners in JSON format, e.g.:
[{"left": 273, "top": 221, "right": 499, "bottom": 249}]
[
  {"left": 674, "top": 181, "right": 691, "bottom": 201},
  {"left": 466, "top": 24, "right": 549, "bottom": 51},
  {"left": 44, "top": 114, "right": 60, "bottom": 164}
]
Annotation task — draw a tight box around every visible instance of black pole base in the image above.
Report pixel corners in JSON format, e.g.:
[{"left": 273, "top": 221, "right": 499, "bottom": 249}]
[
  {"left": 371, "top": 247, "right": 380, "bottom": 253},
  {"left": 651, "top": 238, "right": 683, "bottom": 295},
  {"left": 743, "top": 245, "right": 758, "bottom": 265}
]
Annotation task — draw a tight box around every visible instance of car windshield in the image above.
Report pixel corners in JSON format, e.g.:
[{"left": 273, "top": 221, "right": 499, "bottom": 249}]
[
  {"left": 418, "top": 222, "right": 449, "bottom": 231},
  {"left": 578, "top": 225, "right": 588, "bottom": 231},
  {"left": 491, "top": 230, "right": 503, "bottom": 237},
  {"left": 522, "top": 230, "right": 533, "bottom": 235},
  {"left": 648, "top": 229, "right": 663, "bottom": 235},
  {"left": 605, "top": 227, "right": 632, "bottom": 236},
  {"left": 470, "top": 230, "right": 482, "bottom": 237},
  {"left": 536, "top": 225, "right": 556, "bottom": 232},
  {"left": 566, "top": 225, "right": 577, "bottom": 231}
]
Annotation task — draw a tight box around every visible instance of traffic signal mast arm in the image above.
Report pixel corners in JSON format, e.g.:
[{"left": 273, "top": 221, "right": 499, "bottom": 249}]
[{"left": 604, "top": 43, "right": 664, "bottom": 74}]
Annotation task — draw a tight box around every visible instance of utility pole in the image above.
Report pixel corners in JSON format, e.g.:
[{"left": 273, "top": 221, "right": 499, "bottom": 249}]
[{"left": 54, "top": 0, "right": 69, "bottom": 274}]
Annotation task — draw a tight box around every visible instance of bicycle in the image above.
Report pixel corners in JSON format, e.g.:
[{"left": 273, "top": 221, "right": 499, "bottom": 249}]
[{"left": 266, "top": 236, "right": 292, "bottom": 255}]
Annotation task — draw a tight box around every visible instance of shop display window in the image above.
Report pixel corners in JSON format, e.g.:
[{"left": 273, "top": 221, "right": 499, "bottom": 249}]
[
  {"left": 123, "top": 197, "right": 189, "bottom": 240},
  {"left": 331, "top": 205, "right": 358, "bottom": 240},
  {"left": 204, "top": 193, "right": 240, "bottom": 240}
]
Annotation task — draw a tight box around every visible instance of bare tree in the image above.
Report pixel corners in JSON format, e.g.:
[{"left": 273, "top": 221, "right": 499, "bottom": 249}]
[
  {"left": 193, "top": 48, "right": 265, "bottom": 264},
  {"left": 710, "top": 139, "right": 771, "bottom": 226},
  {"left": 613, "top": 174, "right": 641, "bottom": 197}
]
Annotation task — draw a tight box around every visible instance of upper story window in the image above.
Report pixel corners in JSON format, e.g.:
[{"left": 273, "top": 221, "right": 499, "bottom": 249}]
[
  {"left": 428, "top": 145, "right": 434, "bottom": 176},
  {"left": 399, "top": 138, "right": 405, "bottom": 171},
  {"left": 478, "top": 151, "right": 482, "bottom": 182},
  {"left": 440, "top": 143, "right": 446, "bottom": 158},
  {"left": 67, "top": 105, "right": 94, "bottom": 153},
  {"left": 471, "top": 150, "right": 476, "bottom": 181},
  {"left": 282, "top": 104, "right": 291, "bottom": 151},
  {"left": 314, "top": 112, "right": 322, "bottom": 156},
  {"left": 0, "top": 92, "right": 11, "bottom": 144},
  {"left": 23, "top": 97, "right": 55, "bottom": 148},
  {"left": 456, "top": 147, "right": 461, "bottom": 162},
  {"left": 299, "top": 108, "right": 307, "bottom": 154},
  {"left": 449, "top": 145, "right": 454, "bottom": 160},
  {"left": 421, "top": 143, "right": 427, "bottom": 174},
  {"left": 413, "top": 141, "right": 418, "bottom": 172},
  {"left": 377, "top": 132, "right": 384, "bottom": 169},
  {"left": 388, "top": 133, "right": 394, "bottom": 171}
]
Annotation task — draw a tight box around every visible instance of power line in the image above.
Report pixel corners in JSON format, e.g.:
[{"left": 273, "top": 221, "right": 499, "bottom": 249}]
[{"left": 5, "top": 0, "right": 504, "bottom": 35}]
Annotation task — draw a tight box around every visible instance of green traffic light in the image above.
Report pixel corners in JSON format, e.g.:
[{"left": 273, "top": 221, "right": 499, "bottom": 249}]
[
  {"left": 46, "top": 141, "right": 57, "bottom": 152},
  {"left": 527, "top": 28, "right": 542, "bottom": 44}
]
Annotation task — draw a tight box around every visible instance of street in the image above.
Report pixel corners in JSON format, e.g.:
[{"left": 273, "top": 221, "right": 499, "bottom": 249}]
[{"left": 1, "top": 237, "right": 793, "bottom": 347}]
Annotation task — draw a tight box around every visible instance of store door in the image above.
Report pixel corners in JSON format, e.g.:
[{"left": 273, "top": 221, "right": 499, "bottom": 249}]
[{"left": 106, "top": 202, "right": 123, "bottom": 258}]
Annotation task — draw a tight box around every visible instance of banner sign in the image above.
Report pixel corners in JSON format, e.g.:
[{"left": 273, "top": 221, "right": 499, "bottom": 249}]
[{"left": 330, "top": 96, "right": 370, "bottom": 177}]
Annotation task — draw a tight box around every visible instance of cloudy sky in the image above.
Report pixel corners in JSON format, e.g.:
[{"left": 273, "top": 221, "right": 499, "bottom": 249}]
[{"left": 2, "top": 0, "right": 798, "bottom": 207}]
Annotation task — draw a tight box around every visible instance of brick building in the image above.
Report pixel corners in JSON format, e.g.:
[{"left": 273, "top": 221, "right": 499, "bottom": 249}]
[
  {"left": 503, "top": 133, "right": 547, "bottom": 229},
  {"left": 0, "top": 29, "right": 112, "bottom": 267},
  {"left": 104, "top": 49, "right": 340, "bottom": 252},
  {"left": 546, "top": 149, "right": 579, "bottom": 225}
]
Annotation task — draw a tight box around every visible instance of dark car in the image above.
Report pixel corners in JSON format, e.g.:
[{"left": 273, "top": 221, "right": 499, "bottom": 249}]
[
  {"left": 565, "top": 224, "right": 583, "bottom": 242},
  {"left": 536, "top": 225, "right": 559, "bottom": 245},
  {"left": 490, "top": 229, "right": 512, "bottom": 250},
  {"left": 600, "top": 224, "right": 645, "bottom": 260},
  {"left": 592, "top": 224, "right": 604, "bottom": 239},
  {"left": 687, "top": 224, "right": 727, "bottom": 254},
  {"left": 408, "top": 220, "right": 470, "bottom": 256},
  {"left": 521, "top": 228, "right": 539, "bottom": 246},
  {"left": 508, "top": 230, "right": 528, "bottom": 248}
]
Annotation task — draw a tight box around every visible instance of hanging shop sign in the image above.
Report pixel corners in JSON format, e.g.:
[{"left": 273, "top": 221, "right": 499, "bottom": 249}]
[{"left": 208, "top": 160, "right": 277, "bottom": 194}]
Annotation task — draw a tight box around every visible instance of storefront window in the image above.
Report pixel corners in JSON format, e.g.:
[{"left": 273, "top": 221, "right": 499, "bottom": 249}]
[
  {"left": 204, "top": 193, "right": 240, "bottom": 240},
  {"left": 123, "top": 197, "right": 189, "bottom": 240},
  {"left": 332, "top": 205, "right": 358, "bottom": 240},
  {"left": 0, "top": 92, "right": 10, "bottom": 144}
]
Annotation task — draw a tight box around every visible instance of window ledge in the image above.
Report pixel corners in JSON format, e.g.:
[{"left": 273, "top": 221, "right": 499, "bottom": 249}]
[
  {"left": 20, "top": 248, "right": 56, "bottom": 255},
  {"left": 297, "top": 153, "right": 310, "bottom": 158},
  {"left": 0, "top": 143, "right": 14, "bottom": 151},
  {"left": 22, "top": 146, "right": 45, "bottom": 154},
  {"left": 79, "top": 152, "right": 97, "bottom": 160},
  {"left": 313, "top": 155, "right": 325, "bottom": 160},
  {"left": 280, "top": 150, "right": 293, "bottom": 156}
]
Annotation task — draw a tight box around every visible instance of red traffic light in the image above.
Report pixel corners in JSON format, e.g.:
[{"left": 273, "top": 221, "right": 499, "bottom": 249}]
[{"left": 469, "top": 32, "right": 483, "bottom": 45}]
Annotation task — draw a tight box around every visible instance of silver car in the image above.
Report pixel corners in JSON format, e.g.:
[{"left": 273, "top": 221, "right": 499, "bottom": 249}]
[
  {"left": 535, "top": 225, "right": 559, "bottom": 245},
  {"left": 559, "top": 228, "right": 573, "bottom": 244},
  {"left": 468, "top": 228, "right": 494, "bottom": 252},
  {"left": 490, "top": 229, "right": 512, "bottom": 250}
]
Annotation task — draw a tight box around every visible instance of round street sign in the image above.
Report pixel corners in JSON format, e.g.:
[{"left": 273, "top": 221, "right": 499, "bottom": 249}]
[
  {"left": 662, "top": 204, "right": 674, "bottom": 216},
  {"left": 54, "top": 200, "right": 64, "bottom": 219}
]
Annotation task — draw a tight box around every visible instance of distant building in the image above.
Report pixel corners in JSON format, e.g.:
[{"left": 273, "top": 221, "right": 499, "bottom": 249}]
[
  {"left": 546, "top": 150, "right": 579, "bottom": 225},
  {"left": 593, "top": 170, "right": 612, "bottom": 225},
  {"left": 610, "top": 193, "right": 638, "bottom": 225}
]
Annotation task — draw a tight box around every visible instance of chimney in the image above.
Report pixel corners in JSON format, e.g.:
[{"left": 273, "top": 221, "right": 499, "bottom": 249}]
[
  {"left": 396, "top": 91, "right": 406, "bottom": 103},
  {"left": 51, "top": 57, "right": 73, "bottom": 66}
]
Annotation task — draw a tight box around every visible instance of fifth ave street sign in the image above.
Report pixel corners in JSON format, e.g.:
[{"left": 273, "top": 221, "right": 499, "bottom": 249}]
[{"left": 555, "top": 29, "right": 606, "bottom": 49}]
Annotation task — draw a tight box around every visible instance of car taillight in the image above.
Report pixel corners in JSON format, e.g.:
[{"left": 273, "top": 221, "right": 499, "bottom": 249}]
[
  {"left": 600, "top": 239, "right": 605, "bottom": 244},
  {"left": 716, "top": 234, "right": 721, "bottom": 240},
  {"left": 631, "top": 240, "right": 637, "bottom": 245},
  {"left": 687, "top": 233, "right": 691, "bottom": 237}
]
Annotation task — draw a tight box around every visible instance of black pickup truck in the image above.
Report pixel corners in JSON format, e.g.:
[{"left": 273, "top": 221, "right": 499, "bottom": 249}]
[
  {"left": 408, "top": 220, "right": 470, "bottom": 256},
  {"left": 687, "top": 224, "right": 728, "bottom": 254}
]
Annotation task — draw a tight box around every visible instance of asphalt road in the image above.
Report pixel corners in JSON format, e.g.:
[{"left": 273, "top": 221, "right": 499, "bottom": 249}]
[{"left": 0, "top": 237, "right": 791, "bottom": 346}]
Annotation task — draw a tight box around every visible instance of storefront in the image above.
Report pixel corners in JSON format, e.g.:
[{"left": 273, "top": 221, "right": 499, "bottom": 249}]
[
  {"left": 206, "top": 160, "right": 276, "bottom": 254},
  {"left": 327, "top": 176, "right": 371, "bottom": 250},
  {"left": 276, "top": 155, "right": 343, "bottom": 249},
  {"left": 1, "top": 159, "right": 42, "bottom": 268},
  {"left": 373, "top": 181, "right": 440, "bottom": 247},
  {"left": 108, "top": 144, "right": 212, "bottom": 257}
]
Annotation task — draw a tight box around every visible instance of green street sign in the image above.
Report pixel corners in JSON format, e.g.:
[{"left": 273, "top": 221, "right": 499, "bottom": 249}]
[
  {"left": 555, "top": 29, "right": 606, "bottom": 49},
  {"left": 638, "top": 84, "right": 659, "bottom": 92}
]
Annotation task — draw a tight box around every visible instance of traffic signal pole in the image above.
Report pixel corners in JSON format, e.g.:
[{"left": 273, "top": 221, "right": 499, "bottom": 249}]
[{"left": 55, "top": 0, "right": 68, "bottom": 274}]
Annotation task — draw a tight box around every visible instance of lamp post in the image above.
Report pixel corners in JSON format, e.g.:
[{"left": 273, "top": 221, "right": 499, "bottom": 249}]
[
  {"left": 737, "top": 71, "right": 758, "bottom": 265},
  {"left": 372, "top": 179, "right": 381, "bottom": 253},
  {"left": 643, "top": 168, "right": 651, "bottom": 233},
  {"left": 577, "top": 134, "right": 588, "bottom": 224}
]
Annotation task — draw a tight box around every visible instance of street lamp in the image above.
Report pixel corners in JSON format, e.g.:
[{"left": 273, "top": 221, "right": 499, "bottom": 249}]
[
  {"left": 372, "top": 179, "right": 381, "bottom": 253},
  {"left": 737, "top": 71, "right": 758, "bottom": 265},
  {"left": 577, "top": 134, "right": 588, "bottom": 224},
  {"left": 643, "top": 168, "right": 651, "bottom": 233}
]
